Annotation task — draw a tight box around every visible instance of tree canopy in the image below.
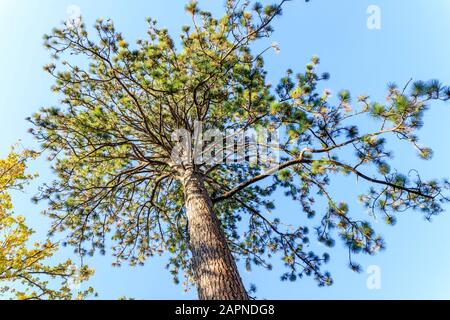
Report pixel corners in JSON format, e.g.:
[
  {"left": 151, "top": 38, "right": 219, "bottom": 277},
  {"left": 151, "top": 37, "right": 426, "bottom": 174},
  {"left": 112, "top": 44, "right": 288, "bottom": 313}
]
[
  {"left": 30, "top": 0, "right": 449, "bottom": 295},
  {"left": 0, "top": 150, "right": 93, "bottom": 300}
]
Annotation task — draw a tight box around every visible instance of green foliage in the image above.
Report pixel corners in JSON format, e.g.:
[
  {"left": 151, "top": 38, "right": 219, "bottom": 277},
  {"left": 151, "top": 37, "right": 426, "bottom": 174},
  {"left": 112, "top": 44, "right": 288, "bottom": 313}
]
[
  {"left": 0, "top": 150, "right": 94, "bottom": 300},
  {"left": 30, "top": 0, "right": 450, "bottom": 293}
]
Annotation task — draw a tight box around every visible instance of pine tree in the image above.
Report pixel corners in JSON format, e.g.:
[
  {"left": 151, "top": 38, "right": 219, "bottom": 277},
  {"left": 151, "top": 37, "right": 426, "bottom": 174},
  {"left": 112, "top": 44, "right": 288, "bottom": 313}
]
[{"left": 30, "top": 1, "right": 449, "bottom": 300}]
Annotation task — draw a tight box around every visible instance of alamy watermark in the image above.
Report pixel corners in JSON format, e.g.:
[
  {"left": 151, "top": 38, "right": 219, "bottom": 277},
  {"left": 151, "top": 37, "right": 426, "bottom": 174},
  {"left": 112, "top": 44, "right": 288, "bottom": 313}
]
[
  {"left": 67, "top": 264, "right": 82, "bottom": 290},
  {"left": 366, "top": 265, "right": 382, "bottom": 290},
  {"left": 66, "top": 5, "right": 82, "bottom": 30},
  {"left": 367, "top": 5, "right": 381, "bottom": 30},
  {"left": 171, "top": 121, "right": 281, "bottom": 171}
]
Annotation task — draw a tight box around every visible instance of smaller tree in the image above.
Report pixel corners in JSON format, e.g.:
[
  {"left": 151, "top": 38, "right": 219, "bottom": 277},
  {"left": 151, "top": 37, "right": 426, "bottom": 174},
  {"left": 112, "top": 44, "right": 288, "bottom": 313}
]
[{"left": 0, "top": 149, "right": 93, "bottom": 300}]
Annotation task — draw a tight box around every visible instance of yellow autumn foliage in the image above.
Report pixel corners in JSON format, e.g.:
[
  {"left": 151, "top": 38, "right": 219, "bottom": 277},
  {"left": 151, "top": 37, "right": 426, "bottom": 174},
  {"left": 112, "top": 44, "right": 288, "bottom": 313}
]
[{"left": 0, "top": 150, "right": 94, "bottom": 300}]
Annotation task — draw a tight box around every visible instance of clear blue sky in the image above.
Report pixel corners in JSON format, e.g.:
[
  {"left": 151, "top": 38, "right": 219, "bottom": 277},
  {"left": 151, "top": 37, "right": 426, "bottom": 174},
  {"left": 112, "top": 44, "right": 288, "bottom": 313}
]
[{"left": 1, "top": 0, "right": 450, "bottom": 299}]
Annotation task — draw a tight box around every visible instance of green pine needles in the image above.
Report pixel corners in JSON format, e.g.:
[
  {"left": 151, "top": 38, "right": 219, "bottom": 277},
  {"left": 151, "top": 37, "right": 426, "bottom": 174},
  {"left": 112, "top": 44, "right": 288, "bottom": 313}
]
[{"left": 30, "top": 0, "right": 449, "bottom": 295}]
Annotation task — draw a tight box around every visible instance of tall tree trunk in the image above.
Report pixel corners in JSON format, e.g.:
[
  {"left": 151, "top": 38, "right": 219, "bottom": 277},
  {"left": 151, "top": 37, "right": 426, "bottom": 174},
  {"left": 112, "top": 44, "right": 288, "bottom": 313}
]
[{"left": 182, "top": 170, "right": 249, "bottom": 300}]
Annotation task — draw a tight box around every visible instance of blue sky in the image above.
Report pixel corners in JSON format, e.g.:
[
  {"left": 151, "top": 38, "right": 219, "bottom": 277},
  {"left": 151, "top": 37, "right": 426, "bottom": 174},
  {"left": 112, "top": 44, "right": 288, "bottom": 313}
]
[{"left": 1, "top": 0, "right": 450, "bottom": 299}]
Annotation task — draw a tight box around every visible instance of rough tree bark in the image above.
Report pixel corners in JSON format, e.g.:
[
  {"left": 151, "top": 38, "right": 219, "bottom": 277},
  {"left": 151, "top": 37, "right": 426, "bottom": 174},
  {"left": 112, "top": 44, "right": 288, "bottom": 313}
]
[{"left": 182, "top": 170, "right": 249, "bottom": 300}]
